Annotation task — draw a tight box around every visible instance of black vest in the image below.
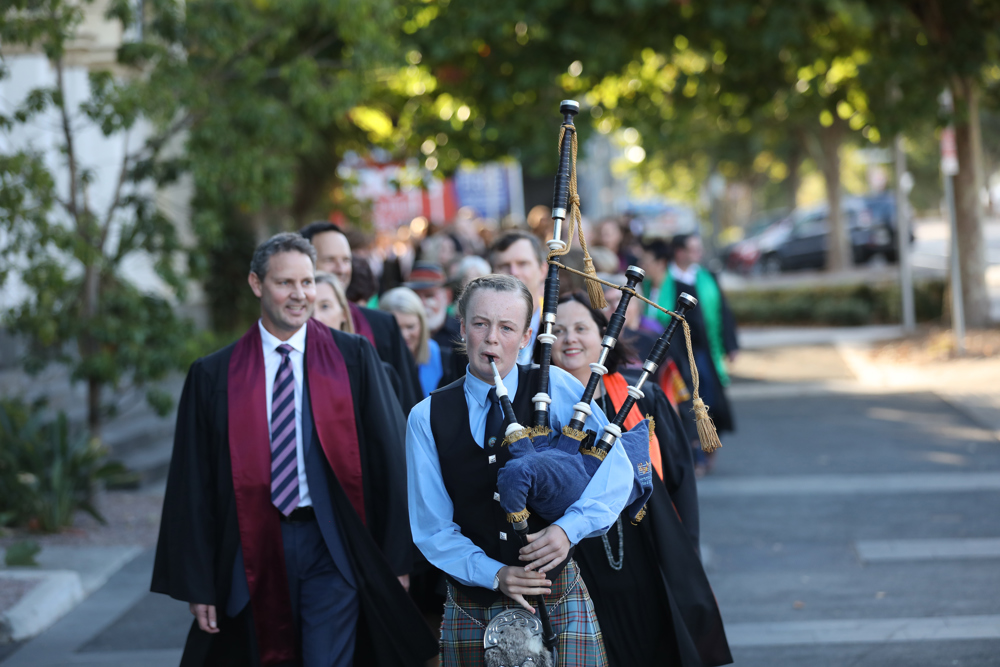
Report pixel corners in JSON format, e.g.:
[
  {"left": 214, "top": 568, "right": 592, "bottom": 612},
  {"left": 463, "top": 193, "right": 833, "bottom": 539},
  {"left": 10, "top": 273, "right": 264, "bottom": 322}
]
[{"left": 430, "top": 365, "right": 572, "bottom": 604}]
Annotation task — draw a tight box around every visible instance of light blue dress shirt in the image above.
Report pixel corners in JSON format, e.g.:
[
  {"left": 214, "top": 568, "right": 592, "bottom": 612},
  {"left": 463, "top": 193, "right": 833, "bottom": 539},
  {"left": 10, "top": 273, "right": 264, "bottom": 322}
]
[{"left": 405, "top": 363, "right": 633, "bottom": 590}]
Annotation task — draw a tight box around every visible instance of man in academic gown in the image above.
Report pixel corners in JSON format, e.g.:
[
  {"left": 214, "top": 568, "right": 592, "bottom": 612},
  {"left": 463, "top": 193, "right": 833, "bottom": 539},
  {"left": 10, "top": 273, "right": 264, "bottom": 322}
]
[
  {"left": 151, "top": 233, "right": 436, "bottom": 667},
  {"left": 642, "top": 235, "right": 738, "bottom": 437},
  {"left": 300, "top": 221, "right": 423, "bottom": 415}
]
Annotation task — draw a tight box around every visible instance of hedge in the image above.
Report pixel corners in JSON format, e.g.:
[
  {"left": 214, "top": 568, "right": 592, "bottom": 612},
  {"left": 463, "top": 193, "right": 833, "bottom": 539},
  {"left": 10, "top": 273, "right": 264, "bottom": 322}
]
[{"left": 727, "top": 279, "right": 946, "bottom": 326}]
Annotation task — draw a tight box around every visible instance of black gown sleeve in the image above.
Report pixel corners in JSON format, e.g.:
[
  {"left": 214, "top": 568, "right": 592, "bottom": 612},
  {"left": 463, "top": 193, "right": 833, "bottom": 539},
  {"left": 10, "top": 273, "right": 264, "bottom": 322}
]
[
  {"left": 364, "top": 307, "right": 423, "bottom": 415},
  {"left": 357, "top": 338, "right": 413, "bottom": 576},
  {"left": 715, "top": 273, "right": 739, "bottom": 354},
  {"left": 151, "top": 360, "right": 219, "bottom": 604},
  {"left": 648, "top": 383, "right": 700, "bottom": 549}
]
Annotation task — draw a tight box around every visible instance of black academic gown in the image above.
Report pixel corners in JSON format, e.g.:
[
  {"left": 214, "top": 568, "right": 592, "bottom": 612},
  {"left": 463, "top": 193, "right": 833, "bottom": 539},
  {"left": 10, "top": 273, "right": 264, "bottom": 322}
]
[
  {"left": 151, "top": 329, "right": 437, "bottom": 667},
  {"left": 617, "top": 371, "right": 699, "bottom": 547},
  {"left": 671, "top": 273, "right": 738, "bottom": 433},
  {"left": 576, "top": 376, "right": 730, "bottom": 667},
  {"left": 359, "top": 307, "right": 423, "bottom": 416}
]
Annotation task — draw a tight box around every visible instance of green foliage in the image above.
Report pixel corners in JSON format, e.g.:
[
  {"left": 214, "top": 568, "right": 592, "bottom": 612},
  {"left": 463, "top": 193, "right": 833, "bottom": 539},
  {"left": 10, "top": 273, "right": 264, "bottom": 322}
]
[
  {"left": 0, "top": 0, "right": 196, "bottom": 433},
  {"left": 728, "top": 279, "right": 946, "bottom": 326},
  {"left": 5, "top": 540, "right": 41, "bottom": 567},
  {"left": 0, "top": 398, "right": 125, "bottom": 533}
]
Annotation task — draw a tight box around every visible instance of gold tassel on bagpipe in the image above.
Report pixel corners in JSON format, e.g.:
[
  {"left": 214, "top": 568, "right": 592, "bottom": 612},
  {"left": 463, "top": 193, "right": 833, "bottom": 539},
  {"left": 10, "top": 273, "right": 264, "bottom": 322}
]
[
  {"left": 632, "top": 505, "right": 648, "bottom": 524},
  {"left": 681, "top": 319, "right": 723, "bottom": 453},
  {"left": 507, "top": 508, "right": 531, "bottom": 523}
]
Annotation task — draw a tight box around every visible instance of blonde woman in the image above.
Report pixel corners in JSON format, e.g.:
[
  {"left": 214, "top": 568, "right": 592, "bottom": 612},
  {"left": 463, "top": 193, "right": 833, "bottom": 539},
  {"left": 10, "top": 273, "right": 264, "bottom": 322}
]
[
  {"left": 380, "top": 287, "right": 455, "bottom": 397},
  {"left": 313, "top": 272, "right": 354, "bottom": 333}
]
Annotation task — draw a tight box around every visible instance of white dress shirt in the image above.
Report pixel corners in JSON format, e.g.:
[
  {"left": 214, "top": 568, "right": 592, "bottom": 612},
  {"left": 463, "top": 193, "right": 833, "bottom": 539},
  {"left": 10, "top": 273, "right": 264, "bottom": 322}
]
[
  {"left": 259, "top": 320, "right": 311, "bottom": 507},
  {"left": 669, "top": 262, "right": 700, "bottom": 285}
]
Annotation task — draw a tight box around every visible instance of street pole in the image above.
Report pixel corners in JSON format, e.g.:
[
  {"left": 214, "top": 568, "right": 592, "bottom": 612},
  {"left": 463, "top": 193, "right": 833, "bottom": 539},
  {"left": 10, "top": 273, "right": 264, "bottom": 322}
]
[
  {"left": 893, "top": 135, "right": 916, "bottom": 333},
  {"left": 940, "top": 126, "right": 965, "bottom": 355},
  {"left": 939, "top": 89, "right": 966, "bottom": 356},
  {"left": 943, "top": 173, "right": 966, "bottom": 355}
]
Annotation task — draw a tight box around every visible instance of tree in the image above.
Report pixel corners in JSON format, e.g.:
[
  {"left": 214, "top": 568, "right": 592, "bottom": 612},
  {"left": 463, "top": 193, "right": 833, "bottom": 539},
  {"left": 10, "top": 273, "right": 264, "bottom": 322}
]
[
  {"left": 0, "top": 0, "right": 194, "bottom": 437},
  {"left": 135, "top": 0, "right": 402, "bottom": 330},
  {"left": 895, "top": 0, "right": 1000, "bottom": 327}
]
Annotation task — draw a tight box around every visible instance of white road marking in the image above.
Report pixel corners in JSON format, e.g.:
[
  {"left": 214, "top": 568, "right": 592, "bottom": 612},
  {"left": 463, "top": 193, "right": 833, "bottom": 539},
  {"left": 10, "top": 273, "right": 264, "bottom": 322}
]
[
  {"left": 726, "top": 615, "right": 1000, "bottom": 647},
  {"left": 855, "top": 538, "right": 1000, "bottom": 562},
  {"left": 698, "top": 472, "right": 1000, "bottom": 497}
]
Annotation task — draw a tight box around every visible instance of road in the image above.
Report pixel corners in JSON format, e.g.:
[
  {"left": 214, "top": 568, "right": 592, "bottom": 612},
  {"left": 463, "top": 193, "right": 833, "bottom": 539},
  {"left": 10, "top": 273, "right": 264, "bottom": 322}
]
[{"left": 700, "top": 356, "right": 1000, "bottom": 665}]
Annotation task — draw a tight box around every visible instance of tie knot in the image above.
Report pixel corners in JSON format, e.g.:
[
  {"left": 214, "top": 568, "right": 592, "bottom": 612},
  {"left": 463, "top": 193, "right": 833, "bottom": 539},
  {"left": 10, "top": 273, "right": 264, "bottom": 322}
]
[
  {"left": 487, "top": 387, "right": 500, "bottom": 406},
  {"left": 276, "top": 343, "right": 293, "bottom": 357}
]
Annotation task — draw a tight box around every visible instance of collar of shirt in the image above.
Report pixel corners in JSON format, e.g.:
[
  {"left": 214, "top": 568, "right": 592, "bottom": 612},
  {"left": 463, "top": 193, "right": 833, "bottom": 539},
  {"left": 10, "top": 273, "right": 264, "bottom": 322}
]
[
  {"left": 258, "top": 319, "right": 307, "bottom": 356},
  {"left": 669, "top": 262, "right": 700, "bottom": 286},
  {"left": 464, "top": 362, "right": 519, "bottom": 409}
]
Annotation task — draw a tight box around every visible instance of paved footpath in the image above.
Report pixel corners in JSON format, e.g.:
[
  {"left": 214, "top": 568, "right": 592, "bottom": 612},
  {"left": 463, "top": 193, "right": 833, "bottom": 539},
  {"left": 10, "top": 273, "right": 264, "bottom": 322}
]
[{"left": 3, "top": 331, "right": 998, "bottom": 665}]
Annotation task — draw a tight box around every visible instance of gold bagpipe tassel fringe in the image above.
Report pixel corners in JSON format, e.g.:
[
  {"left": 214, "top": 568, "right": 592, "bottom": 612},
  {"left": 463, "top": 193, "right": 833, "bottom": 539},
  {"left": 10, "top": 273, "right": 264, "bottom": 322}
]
[
  {"left": 579, "top": 444, "right": 608, "bottom": 461},
  {"left": 645, "top": 414, "right": 656, "bottom": 440},
  {"left": 507, "top": 508, "right": 531, "bottom": 523},
  {"left": 561, "top": 425, "right": 588, "bottom": 442},
  {"left": 501, "top": 427, "right": 534, "bottom": 447},
  {"left": 529, "top": 426, "right": 553, "bottom": 441},
  {"left": 680, "top": 317, "right": 723, "bottom": 453}
]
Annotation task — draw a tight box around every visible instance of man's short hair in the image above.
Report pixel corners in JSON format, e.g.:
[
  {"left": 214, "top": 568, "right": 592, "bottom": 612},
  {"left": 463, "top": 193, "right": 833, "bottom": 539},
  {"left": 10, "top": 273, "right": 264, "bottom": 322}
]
[
  {"left": 489, "top": 230, "right": 545, "bottom": 267},
  {"left": 299, "top": 220, "right": 344, "bottom": 242},
  {"left": 642, "top": 238, "right": 672, "bottom": 263},
  {"left": 671, "top": 234, "right": 695, "bottom": 253},
  {"left": 250, "top": 233, "right": 316, "bottom": 279}
]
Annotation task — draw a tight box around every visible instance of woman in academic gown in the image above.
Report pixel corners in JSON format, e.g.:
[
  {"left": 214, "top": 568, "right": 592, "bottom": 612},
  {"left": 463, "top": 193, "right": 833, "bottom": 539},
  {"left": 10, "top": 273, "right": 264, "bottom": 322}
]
[
  {"left": 549, "top": 292, "right": 732, "bottom": 667},
  {"left": 152, "top": 318, "right": 437, "bottom": 667}
]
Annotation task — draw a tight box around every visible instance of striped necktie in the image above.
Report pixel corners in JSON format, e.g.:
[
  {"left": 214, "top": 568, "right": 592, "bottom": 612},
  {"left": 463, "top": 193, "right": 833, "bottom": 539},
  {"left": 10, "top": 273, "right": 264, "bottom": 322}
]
[{"left": 270, "top": 343, "right": 299, "bottom": 515}]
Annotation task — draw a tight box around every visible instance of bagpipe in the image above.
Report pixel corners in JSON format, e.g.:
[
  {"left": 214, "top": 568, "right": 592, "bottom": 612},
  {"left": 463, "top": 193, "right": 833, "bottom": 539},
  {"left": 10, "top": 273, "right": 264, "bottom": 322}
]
[
  {"left": 484, "top": 100, "right": 723, "bottom": 667},
  {"left": 495, "top": 99, "right": 721, "bottom": 530}
]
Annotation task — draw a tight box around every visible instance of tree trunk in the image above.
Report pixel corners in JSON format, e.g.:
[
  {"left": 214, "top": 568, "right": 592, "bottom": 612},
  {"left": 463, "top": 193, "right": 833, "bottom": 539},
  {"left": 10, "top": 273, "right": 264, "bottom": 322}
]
[
  {"left": 88, "top": 378, "right": 102, "bottom": 439},
  {"left": 950, "top": 76, "right": 991, "bottom": 327},
  {"left": 818, "top": 123, "right": 850, "bottom": 272},
  {"left": 785, "top": 141, "right": 803, "bottom": 209}
]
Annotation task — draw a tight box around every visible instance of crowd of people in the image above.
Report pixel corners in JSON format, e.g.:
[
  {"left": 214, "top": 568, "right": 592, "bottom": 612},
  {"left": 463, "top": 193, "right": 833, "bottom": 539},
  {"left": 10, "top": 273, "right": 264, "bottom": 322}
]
[{"left": 152, "top": 209, "right": 739, "bottom": 667}]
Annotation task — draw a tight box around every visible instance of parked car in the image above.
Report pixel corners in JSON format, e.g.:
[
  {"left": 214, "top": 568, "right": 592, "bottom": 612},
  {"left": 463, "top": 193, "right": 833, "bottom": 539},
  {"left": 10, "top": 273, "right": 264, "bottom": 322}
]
[
  {"left": 722, "top": 208, "right": 790, "bottom": 274},
  {"left": 758, "top": 197, "right": 900, "bottom": 273}
]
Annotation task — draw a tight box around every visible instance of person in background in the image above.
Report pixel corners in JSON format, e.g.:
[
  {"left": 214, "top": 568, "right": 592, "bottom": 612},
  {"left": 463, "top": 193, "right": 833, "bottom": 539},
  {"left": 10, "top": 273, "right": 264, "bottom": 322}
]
[
  {"left": 346, "top": 256, "right": 378, "bottom": 307},
  {"left": 404, "top": 261, "right": 462, "bottom": 356},
  {"left": 595, "top": 218, "right": 639, "bottom": 272},
  {"left": 549, "top": 292, "right": 731, "bottom": 667},
  {"left": 379, "top": 287, "right": 458, "bottom": 398},
  {"left": 644, "top": 234, "right": 738, "bottom": 474},
  {"left": 490, "top": 230, "right": 546, "bottom": 365},
  {"left": 300, "top": 221, "right": 423, "bottom": 415},
  {"left": 313, "top": 272, "right": 353, "bottom": 333},
  {"left": 453, "top": 255, "right": 491, "bottom": 293},
  {"left": 152, "top": 233, "right": 436, "bottom": 667}
]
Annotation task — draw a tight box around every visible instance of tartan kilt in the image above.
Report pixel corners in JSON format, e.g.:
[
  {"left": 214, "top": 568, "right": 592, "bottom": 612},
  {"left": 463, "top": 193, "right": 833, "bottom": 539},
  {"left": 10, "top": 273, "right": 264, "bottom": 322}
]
[{"left": 441, "top": 559, "right": 608, "bottom": 667}]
